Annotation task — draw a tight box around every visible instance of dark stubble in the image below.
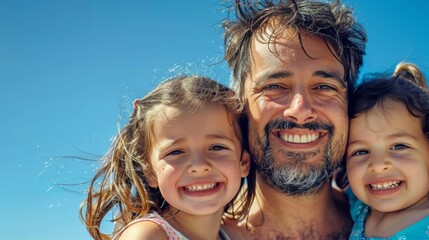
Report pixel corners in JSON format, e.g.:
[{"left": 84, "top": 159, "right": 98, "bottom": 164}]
[{"left": 249, "top": 119, "right": 345, "bottom": 196}]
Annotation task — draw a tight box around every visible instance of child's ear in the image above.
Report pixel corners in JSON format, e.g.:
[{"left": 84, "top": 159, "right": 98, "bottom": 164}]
[
  {"left": 240, "top": 150, "right": 251, "bottom": 177},
  {"left": 145, "top": 169, "right": 158, "bottom": 188}
]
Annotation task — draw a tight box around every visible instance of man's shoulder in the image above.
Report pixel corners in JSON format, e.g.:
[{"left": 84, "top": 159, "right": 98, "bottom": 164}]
[
  {"left": 332, "top": 186, "right": 351, "bottom": 213},
  {"left": 222, "top": 218, "right": 253, "bottom": 239}
]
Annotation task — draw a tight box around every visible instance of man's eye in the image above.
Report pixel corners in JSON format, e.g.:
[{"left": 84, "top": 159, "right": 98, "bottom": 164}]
[
  {"left": 263, "top": 84, "right": 283, "bottom": 91},
  {"left": 264, "top": 83, "right": 291, "bottom": 91},
  {"left": 316, "top": 84, "right": 337, "bottom": 91}
]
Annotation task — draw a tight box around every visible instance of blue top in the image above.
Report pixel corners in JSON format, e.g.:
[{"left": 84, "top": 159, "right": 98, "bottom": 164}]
[{"left": 346, "top": 188, "right": 429, "bottom": 240}]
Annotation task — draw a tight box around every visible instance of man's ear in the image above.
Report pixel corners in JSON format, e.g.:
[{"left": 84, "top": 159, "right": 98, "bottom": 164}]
[{"left": 240, "top": 150, "right": 251, "bottom": 177}]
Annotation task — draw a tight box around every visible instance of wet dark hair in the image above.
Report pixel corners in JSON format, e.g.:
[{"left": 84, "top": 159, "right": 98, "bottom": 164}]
[{"left": 223, "top": 0, "right": 367, "bottom": 98}]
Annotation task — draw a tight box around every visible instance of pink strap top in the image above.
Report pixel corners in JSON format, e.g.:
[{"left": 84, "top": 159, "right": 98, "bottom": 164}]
[
  {"left": 112, "top": 211, "right": 231, "bottom": 240},
  {"left": 112, "top": 211, "right": 187, "bottom": 240}
]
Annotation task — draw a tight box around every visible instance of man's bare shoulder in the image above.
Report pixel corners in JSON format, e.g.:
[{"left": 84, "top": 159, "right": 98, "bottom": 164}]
[
  {"left": 222, "top": 218, "right": 254, "bottom": 239},
  {"left": 333, "top": 186, "right": 351, "bottom": 214}
]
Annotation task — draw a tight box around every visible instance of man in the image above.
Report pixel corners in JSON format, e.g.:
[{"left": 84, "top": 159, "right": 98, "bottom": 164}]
[{"left": 222, "top": 0, "right": 367, "bottom": 239}]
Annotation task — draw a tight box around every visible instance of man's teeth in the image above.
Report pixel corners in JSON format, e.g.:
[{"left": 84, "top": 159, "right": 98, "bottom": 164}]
[
  {"left": 185, "top": 183, "right": 217, "bottom": 191},
  {"left": 370, "top": 181, "right": 400, "bottom": 190},
  {"left": 280, "top": 133, "right": 319, "bottom": 143}
]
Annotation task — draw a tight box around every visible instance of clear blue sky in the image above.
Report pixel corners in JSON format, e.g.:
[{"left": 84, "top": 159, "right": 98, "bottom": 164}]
[{"left": 1, "top": 1, "right": 428, "bottom": 239}]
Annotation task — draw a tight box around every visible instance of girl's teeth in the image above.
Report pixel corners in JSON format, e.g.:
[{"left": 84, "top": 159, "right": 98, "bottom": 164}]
[
  {"left": 370, "top": 181, "right": 400, "bottom": 190},
  {"left": 185, "top": 183, "right": 216, "bottom": 191}
]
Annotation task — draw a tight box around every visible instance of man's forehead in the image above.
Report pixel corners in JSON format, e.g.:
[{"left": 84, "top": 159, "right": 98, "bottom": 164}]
[{"left": 249, "top": 27, "right": 345, "bottom": 84}]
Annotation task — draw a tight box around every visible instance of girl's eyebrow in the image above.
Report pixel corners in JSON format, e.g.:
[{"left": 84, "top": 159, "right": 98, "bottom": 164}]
[
  {"left": 156, "top": 138, "right": 184, "bottom": 151},
  {"left": 348, "top": 132, "right": 418, "bottom": 146},
  {"left": 347, "top": 138, "right": 364, "bottom": 146},
  {"left": 387, "top": 132, "right": 418, "bottom": 141},
  {"left": 206, "top": 134, "right": 236, "bottom": 143},
  {"left": 157, "top": 134, "right": 236, "bottom": 150}
]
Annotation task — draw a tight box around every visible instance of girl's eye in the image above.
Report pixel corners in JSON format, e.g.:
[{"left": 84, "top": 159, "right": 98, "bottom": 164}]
[
  {"left": 167, "top": 149, "right": 184, "bottom": 156},
  {"left": 209, "top": 145, "right": 228, "bottom": 151},
  {"left": 351, "top": 149, "right": 368, "bottom": 156},
  {"left": 390, "top": 144, "right": 408, "bottom": 150}
]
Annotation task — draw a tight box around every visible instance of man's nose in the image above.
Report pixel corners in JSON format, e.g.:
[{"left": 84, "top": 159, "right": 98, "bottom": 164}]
[{"left": 282, "top": 92, "right": 317, "bottom": 124}]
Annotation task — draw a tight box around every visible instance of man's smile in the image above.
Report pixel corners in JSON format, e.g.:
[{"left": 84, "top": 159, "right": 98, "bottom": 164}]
[{"left": 276, "top": 131, "right": 321, "bottom": 144}]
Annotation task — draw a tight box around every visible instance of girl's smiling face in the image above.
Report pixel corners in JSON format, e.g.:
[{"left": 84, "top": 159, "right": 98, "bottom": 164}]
[
  {"left": 148, "top": 103, "right": 249, "bottom": 216},
  {"left": 346, "top": 99, "right": 429, "bottom": 213}
]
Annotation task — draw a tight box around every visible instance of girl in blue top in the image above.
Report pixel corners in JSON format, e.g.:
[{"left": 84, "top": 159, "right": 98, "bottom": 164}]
[{"left": 345, "top": 63, "right": 429, "bottom": 239}]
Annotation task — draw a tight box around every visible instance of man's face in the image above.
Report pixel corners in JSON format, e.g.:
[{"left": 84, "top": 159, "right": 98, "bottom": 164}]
[{"left": 245, "top": 27, "right": 348, "bottom": 195}]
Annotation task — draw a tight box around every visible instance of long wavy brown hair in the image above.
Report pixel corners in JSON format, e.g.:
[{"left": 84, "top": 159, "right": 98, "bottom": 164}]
[{"left": 79, "top": 75, "right": 255, "bottom": 239}]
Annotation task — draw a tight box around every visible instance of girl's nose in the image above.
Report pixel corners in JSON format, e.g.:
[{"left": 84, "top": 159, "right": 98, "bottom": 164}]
[
  {"left": 368, "top": 154, "right": 392, "bottom": 173},
  {"left": 188, "top": 153, "right": 212, "bottom": 174}
]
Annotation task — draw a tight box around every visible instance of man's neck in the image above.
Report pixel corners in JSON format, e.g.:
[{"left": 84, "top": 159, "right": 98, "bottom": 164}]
[{"left": 242, "top": 174, "right": 352, "bottom": 239}]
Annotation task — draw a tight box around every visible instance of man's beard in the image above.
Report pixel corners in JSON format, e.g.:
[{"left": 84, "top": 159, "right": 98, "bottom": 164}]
[{"left": 249, "top": 119, "right": 345, "bottom": 196}]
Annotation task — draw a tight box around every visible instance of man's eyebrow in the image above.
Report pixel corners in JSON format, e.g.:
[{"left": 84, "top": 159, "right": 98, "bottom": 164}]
[
  {"left": 270, "top": 71, "right": 293, "bottom": 79},
  {"left": 254, "top": 71, "right": 292, "bottom": 85},
  {"left": 313, "top": 70, "right": 346, "bottom": 87}
]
